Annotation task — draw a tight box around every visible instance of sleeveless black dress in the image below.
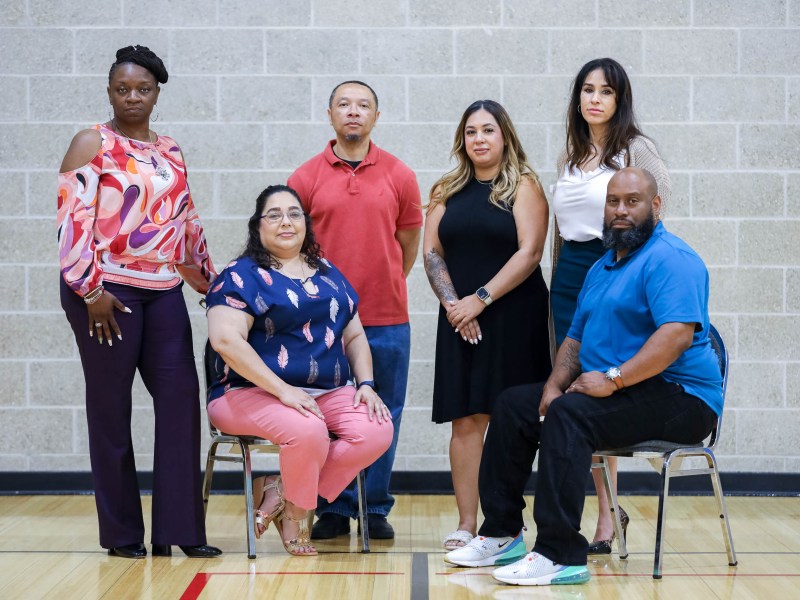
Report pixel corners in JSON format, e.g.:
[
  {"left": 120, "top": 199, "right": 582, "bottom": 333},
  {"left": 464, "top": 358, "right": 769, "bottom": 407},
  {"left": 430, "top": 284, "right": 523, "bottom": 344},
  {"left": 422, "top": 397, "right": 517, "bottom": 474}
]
[{"left": 432, "top": 179, "right": 552, "bottom": 423}]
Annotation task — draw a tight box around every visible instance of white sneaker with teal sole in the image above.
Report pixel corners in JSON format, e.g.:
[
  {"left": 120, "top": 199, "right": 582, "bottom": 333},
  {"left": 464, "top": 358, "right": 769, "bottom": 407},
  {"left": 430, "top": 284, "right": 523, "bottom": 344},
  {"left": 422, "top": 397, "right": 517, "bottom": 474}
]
[
  {"left": 492, "top": 551, "right": 590, "bottom": 586},
  {"left": 444, "top": 530, "right": 527, "bottom": 567}
]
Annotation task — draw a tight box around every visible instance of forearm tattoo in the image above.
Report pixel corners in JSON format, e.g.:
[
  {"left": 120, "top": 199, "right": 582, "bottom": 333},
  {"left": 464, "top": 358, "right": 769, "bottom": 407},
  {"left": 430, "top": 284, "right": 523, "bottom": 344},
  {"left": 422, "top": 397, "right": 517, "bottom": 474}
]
[
  {"left": 560, "top": 340, "right": 582, "bottom": 382},
  {"left": 424, "top": 249, "right": 458, "bottom": 304}
]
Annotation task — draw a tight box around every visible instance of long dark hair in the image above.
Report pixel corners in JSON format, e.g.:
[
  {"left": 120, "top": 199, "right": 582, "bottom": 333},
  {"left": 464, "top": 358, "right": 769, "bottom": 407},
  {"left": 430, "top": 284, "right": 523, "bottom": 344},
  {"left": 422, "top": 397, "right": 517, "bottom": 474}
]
[
  {"left": 566, "top": 57, "right": 643, "bottom": 172},
  {"left": 429, "top": 99, "right": 539, "bottom": 211},
  {"left": 241, "top": 185, "right": 325, "bottom": 271}
]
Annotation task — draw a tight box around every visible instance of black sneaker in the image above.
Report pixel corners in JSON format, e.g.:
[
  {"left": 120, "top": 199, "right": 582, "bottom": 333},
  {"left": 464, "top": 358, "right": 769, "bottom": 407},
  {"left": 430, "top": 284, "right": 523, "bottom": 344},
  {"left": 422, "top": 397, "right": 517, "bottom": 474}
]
[
  {"left": 367, "top": 514, "right": 395, "bottom": 539},
  {"left": 310, "top": 513, "right": 351, "bottom": 539}
]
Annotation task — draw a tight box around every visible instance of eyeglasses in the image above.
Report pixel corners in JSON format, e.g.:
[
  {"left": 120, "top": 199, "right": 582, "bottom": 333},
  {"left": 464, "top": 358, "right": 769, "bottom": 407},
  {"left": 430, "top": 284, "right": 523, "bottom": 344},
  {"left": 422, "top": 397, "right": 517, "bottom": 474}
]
[{"left": 260, "top": 209, "right": 305, "bottom": 224}]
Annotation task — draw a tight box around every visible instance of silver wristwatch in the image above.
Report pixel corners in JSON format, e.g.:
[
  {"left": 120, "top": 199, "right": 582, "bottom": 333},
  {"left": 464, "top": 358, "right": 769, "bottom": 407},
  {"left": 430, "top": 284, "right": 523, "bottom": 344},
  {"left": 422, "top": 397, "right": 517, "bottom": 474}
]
[{"left": 604, "top": 366, "right": 624, "bottom": 390}]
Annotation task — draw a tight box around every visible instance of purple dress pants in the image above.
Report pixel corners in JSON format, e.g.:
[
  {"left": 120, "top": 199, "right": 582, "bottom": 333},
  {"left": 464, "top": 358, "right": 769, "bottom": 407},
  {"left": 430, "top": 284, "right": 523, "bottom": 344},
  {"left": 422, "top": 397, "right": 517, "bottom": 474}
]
[{"left": 61, "top": 280, "right": 207, "bottom": 548}]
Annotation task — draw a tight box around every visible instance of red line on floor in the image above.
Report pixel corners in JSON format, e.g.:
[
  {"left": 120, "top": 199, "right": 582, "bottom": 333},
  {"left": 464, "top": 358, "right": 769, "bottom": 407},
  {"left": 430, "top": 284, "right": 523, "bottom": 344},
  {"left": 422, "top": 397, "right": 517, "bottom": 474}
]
[
  {"left": 180, "top": 573, "right": 212, "bottom": 600},
  {"left": 198, "top": 571, "right": 402, "bottom": 575},
  {"left": 180, "top": 571, "right": 404, "bottom": 599}
]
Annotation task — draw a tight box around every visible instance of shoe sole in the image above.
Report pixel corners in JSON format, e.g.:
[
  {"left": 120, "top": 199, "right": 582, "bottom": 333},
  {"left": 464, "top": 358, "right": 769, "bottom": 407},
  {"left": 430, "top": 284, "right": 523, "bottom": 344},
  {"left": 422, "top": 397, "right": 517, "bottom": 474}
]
[
  {"left": 108, "top": 550, "right": 146, "bottom": 559},
  {"left": 493, "top": 566, "right": 590, "bottom": 586},
  {"left": 445, "top": 542, "right": 527, "bottom": 567}
]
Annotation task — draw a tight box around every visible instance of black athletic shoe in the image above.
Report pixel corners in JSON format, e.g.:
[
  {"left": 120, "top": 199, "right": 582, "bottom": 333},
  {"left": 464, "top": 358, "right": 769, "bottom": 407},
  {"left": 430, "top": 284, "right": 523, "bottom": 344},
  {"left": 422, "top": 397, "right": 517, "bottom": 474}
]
[
  {"left": 311, "top": 513, "right": 351, "bottom": 539},
  {"left": 366, "top": 514, "right": 394, "bottom": 539}
]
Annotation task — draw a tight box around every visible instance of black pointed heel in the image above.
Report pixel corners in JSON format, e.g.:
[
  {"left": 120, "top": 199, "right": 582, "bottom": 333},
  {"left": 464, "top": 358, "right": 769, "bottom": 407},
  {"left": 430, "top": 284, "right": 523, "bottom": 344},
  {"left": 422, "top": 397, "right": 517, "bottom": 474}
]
[
  {"left": 151, "top": 544, "right": 222, "bottom": 558},
  {"left": 108, "top": 543, "right": 146, "bottom": 559},
  {"left": 588, "top": 506, "right": 629, "bottom": 555}
]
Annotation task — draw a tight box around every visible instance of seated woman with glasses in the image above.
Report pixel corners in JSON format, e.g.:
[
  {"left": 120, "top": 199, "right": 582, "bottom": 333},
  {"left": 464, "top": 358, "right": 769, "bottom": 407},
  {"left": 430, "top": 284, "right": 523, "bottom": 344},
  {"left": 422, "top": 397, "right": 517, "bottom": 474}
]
[{"left": 205, "top": 184, "right": 393, "bottom": 556}]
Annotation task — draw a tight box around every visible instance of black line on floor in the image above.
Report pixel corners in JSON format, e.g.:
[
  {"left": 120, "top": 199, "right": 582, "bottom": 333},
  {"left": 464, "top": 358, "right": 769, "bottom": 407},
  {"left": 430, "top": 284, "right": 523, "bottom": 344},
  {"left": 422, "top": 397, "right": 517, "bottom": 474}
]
[{"left": 411, "top": 552, "right": 428, "bottom": 600}]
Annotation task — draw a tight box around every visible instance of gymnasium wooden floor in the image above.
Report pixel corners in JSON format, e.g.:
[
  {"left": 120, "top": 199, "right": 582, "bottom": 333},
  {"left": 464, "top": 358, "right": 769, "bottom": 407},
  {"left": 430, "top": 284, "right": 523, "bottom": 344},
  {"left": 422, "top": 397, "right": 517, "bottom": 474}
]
[{"left": 0, "top": 493, "right": 798, "bottom": 599}]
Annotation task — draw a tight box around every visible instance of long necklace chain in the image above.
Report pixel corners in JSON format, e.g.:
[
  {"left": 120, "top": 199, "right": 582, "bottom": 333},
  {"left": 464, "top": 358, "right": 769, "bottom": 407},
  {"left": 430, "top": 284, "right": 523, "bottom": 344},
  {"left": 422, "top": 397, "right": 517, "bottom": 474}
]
[
  {"left": 278, "top": 258, "right": 318, "bottom": 294},
  {"left": 278, "top": 257, "right": 310, "bottom": 281},
  {"left": 112, "top": 118, "right": 155, "bottom": 143}
]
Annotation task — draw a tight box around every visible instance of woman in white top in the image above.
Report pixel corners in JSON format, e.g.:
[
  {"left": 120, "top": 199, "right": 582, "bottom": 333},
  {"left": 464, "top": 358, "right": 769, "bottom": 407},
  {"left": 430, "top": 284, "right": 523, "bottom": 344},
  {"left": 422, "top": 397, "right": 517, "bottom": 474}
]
[{"left": 551, "top": 57, "right": 671, "bottom": 554}]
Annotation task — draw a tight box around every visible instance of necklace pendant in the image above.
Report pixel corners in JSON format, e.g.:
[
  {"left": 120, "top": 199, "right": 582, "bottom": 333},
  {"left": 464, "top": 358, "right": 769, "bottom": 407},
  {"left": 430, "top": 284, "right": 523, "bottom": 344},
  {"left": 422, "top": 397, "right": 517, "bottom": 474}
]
[{"left": 155, "top": 165, "right": 171, "bottom": 181}]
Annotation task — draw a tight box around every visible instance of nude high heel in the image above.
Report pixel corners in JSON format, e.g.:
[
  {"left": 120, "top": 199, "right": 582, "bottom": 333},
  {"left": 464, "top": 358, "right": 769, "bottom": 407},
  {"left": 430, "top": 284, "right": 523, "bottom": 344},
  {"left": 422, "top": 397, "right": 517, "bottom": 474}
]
[
  {"left": 275, "top": 512, "right": 318, "bottom": 557},
  {"left": 253, "top": 475, "right": 285, "bottom": 539}
]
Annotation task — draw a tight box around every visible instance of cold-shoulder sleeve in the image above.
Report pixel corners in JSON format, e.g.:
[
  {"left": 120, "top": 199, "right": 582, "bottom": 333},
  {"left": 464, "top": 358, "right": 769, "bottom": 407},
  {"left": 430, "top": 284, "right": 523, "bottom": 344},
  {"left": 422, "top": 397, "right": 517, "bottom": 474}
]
[
  {"left": 57, "top": 155, "right": 104, "bottom": 296},
  {"left": 628, "top": 136, "right": 672, "bottom": 208}
]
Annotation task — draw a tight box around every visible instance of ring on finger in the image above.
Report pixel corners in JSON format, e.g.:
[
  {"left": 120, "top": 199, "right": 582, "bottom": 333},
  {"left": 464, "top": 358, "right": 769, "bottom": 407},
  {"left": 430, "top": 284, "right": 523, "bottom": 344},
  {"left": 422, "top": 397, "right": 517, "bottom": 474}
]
[{"left": 94, "top": 322, "right": 103, "bottom": 327}]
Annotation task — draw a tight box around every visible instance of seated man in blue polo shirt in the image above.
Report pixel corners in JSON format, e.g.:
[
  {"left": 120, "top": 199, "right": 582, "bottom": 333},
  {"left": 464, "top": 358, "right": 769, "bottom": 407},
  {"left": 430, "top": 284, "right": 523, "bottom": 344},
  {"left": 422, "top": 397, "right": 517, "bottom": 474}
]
[{"left": 445, "top": 167, "right": 722, "bottom": 586}]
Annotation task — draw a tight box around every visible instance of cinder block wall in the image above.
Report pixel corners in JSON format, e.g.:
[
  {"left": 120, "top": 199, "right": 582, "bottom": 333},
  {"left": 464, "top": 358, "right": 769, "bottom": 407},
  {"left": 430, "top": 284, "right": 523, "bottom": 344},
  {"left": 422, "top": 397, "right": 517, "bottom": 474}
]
[{"left": 1, "top": 1, "right": 799, "bottom": 475}]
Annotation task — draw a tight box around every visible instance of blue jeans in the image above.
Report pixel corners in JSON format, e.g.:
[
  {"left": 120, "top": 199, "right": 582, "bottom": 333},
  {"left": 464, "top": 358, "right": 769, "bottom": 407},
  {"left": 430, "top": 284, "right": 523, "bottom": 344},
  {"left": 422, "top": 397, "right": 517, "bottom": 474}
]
[{"left": 316, "top": 323, "right": 411, "bottom": 518}]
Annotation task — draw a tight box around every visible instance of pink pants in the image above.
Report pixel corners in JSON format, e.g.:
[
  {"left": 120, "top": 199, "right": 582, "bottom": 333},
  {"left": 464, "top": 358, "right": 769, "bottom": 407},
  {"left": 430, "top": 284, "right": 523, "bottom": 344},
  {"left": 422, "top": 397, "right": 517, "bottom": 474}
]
[{"left": 207, "top": 386, "right": 394, "bottom": 510}]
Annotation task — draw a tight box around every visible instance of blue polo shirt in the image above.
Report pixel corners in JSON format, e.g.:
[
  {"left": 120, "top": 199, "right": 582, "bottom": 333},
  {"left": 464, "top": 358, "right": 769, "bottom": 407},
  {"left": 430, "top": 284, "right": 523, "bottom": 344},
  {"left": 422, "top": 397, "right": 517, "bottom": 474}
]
[{"left": 566, "top": 222, "right": 723, "bottom": 415}]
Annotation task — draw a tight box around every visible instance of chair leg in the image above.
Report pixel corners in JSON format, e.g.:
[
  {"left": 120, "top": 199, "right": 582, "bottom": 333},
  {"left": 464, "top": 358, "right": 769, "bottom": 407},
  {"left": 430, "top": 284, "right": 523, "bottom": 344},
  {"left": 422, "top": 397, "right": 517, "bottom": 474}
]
[
  {"left": 356, "top": 470, "right": 370, "bottom": 553},
  {"left": 202, "top": 442, "right": 219, "bottom": 519},
  {"left": 241, "top": 442, "right": 257, "bottom": 560},
  {"left": 706, "top": 452, "right": 738, "bottom": 567},
  {"left": 653, "top": 455, "right": 674, "bottom": 579},
  {"left": 599, "top": 456, "right": 628, "bottom": 559}
]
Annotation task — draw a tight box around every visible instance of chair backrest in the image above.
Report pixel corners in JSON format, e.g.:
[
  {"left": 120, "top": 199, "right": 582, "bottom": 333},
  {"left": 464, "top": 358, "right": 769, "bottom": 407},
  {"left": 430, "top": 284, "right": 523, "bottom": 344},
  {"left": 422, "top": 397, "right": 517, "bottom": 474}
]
[
  {"left": 203, "top": 339, "right": 225, "bottom": 437},
  {"left": 706, "top": 324, "right": 728, "bottom": 450},
  {"left": 203, "top": 338, "right": 217, "bottom": 403}
]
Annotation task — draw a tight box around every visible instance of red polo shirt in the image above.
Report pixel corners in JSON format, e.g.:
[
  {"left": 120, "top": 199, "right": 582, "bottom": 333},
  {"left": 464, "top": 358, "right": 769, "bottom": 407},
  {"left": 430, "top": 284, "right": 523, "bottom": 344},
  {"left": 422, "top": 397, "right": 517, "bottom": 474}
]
[{"left": 288, "top": 141, "right": 422, "bottom": 326}]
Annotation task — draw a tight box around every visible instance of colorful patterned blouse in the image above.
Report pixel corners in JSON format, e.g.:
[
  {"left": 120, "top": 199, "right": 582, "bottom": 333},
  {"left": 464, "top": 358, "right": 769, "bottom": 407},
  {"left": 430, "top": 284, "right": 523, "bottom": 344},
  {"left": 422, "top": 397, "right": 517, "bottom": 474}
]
[
  {"left": 205, "top": 257, "right": 360, "bottom": 401},
  {"left": 57, "top": 123, "right": 216, "bottom": 296}
]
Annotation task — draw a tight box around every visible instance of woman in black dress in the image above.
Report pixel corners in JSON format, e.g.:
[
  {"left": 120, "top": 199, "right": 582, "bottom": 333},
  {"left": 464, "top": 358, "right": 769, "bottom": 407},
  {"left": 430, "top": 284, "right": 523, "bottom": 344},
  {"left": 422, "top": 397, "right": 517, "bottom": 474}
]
[{"left": 424, "top": 100, "right": 551, "bottom": 550}]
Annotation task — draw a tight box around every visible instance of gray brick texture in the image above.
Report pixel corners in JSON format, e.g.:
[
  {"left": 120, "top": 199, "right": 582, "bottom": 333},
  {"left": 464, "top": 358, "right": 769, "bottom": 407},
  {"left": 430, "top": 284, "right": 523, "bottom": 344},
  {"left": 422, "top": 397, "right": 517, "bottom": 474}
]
[{"left": 1, "top": 1, "right": 797, "bottom": 474}]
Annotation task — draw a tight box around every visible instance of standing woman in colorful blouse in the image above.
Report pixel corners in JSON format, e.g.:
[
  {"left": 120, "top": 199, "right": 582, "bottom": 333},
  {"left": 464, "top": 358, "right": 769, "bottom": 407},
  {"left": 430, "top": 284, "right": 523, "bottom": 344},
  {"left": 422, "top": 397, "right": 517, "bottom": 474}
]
[
  {"left": 551, "top": 57, "right": 672, "bottom": 554},
  {"left": 58, "top": 45, "right": 220, "bottom": 559},
  {"left": 205, "top": 185, "right": 393, "bottom": 556}
]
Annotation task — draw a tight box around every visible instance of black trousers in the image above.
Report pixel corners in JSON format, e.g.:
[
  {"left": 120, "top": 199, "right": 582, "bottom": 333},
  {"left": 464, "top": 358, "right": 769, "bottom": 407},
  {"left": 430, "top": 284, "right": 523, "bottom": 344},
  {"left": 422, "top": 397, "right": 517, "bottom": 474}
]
[{"left": 477, "top": 376, "right": 717, "bottom": 566}]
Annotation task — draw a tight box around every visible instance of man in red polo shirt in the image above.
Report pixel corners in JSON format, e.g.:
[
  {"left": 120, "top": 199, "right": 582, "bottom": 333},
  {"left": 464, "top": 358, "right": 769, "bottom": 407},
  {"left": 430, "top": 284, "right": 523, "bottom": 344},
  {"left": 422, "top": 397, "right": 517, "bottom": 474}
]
[{"left": 288, "top": 81, "right": 422, "bottom": 539}]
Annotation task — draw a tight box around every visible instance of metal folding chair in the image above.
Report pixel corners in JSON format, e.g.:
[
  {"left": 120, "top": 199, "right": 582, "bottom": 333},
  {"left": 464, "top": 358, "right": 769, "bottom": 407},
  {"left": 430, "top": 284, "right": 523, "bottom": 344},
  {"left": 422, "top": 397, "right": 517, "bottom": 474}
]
[
  {"left": 200, "top": 340, "right": 369, "bottom": 558},
  {"left": 591, "top": 324, "right": 737, "bottom": 578}
]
